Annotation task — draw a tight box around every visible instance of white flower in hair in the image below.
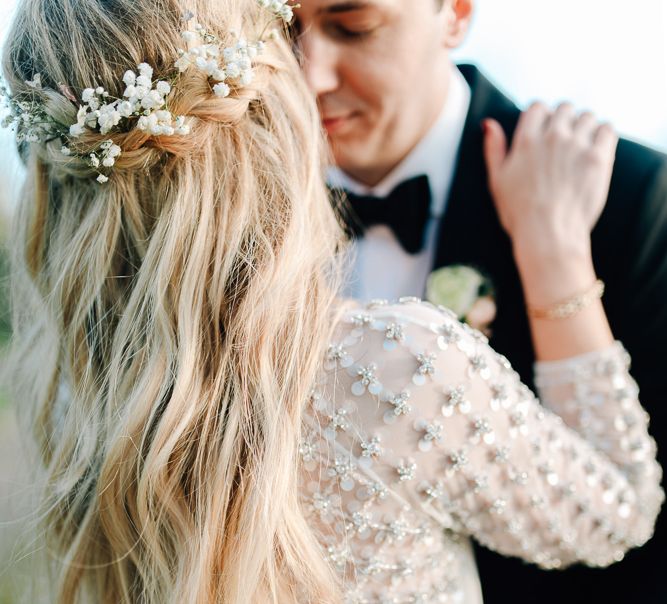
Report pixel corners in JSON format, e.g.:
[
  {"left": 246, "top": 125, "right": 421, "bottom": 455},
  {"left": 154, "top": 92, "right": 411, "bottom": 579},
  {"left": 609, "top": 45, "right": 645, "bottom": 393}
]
[
  {"left": 122, "top": 70, "right": 136, "bottom": 86},
  {"left": 137, "top": 110, "right": 178, "bottom": 136},
  {"left": 85, "top": 139, "right": 123, "bottom": 182},
  {"left": 69, "top": 122, "right": 85, "bottom": 137},
  {"left": 69, "top": 65, "right": 186, "bottom": 145},
  {"left": 257, "top": 0, "right": 298, "bottom": 23},
  {"left": 25, "top": 74, "right": 42, "bottom": 89},
  {"left": 213, "top": 82, "right": 230, "bottom": 98},
  {"left": 175, "top": 19, "right": 267, "bottom": 97},
  {"left": 0, "top": 75, "right": 59, "bottom": 143},
  {"left": 81, "top": 88, "right": 96, "bottom": 103},
  {"left": 0, "top": 1, "right": 301, "bottom": 183},
  {"left": 138, "top": 63, "right": 153, "bottom": 79},
  {"left": 97, "top": 103, "right": 123, "bottom": 134}
]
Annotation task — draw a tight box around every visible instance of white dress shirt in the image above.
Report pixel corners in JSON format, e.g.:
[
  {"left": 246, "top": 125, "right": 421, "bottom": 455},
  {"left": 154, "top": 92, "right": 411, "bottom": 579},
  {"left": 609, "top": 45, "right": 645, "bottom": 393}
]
[{"left": 328, "top": 67, "right": 471, "bottom": 301}]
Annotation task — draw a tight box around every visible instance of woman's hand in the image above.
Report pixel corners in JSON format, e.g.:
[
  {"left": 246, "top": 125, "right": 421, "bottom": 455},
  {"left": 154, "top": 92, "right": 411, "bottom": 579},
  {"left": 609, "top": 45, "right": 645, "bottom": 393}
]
[
  {"left": 482, "top": 102, "right": 618, "bottom": 359},
  {"left": 483, "top": 102, "right": 618, "bottom": 262}
]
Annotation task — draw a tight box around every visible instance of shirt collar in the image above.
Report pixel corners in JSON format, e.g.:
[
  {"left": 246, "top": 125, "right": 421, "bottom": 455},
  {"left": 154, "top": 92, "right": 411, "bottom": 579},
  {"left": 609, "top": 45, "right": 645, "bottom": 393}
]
[{"left": 328, "top": 66, "right": 471, "bottom": 217}]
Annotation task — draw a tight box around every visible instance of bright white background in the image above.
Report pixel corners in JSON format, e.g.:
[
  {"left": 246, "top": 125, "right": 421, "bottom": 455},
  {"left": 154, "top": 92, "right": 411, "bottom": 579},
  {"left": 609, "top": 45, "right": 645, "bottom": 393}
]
[
  {"left": 452, "top": 0, "right": 667, "bottom": 151},
  {"left": 1, "top": 0, "right": 667, "bottom": 211}
]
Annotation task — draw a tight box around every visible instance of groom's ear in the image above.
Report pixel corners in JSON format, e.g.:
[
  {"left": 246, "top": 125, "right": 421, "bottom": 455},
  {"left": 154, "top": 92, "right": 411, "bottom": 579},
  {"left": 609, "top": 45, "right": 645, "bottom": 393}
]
[{"left": 440, "top": 0, "right": 474, "bottom": 49}]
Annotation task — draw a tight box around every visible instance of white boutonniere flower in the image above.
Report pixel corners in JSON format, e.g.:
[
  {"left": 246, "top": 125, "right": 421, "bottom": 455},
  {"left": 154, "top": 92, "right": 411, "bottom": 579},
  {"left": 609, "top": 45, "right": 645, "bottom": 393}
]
[{"left": 425, "top": 265, "right": 496, "bottom": 336}]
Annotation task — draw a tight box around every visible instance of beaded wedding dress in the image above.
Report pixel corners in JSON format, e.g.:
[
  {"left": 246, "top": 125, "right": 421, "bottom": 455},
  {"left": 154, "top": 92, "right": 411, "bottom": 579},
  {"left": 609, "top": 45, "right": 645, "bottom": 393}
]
[{"left": 299, "top": 298, "right": 664, "bottom": 604}]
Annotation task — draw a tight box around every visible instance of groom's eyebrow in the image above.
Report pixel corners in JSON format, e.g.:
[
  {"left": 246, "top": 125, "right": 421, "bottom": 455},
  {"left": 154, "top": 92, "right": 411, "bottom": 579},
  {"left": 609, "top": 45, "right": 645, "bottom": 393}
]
[{"left": 318, "top": 1, "right": 376, "bottom": 14}]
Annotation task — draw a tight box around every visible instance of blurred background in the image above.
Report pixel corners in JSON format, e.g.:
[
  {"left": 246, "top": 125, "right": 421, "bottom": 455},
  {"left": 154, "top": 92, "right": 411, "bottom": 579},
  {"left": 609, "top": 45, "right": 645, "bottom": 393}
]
[{"left": 1, "top": 0, "right": 667, "bottom": 601}]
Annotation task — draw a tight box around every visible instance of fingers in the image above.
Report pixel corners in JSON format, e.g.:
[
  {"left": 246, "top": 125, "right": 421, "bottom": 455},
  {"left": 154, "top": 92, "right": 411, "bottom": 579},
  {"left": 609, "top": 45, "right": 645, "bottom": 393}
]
[
  {"left": 482, "top": 118, "right": 508, "bottom": 180},
  {"left": 515, "top": 101, "right": 550, "bottom": 144},
  {"left": 593, "top": 122, "right": 619, "bottom": 156},
  {"left": 549, "top": 102, "right": 576, "bottom": 134},
  {"left": 517, "top": 102, "right": 616, "bottom": 151},
  {"left": 573, "top": 110, "right": 598, "bottom": 143}
]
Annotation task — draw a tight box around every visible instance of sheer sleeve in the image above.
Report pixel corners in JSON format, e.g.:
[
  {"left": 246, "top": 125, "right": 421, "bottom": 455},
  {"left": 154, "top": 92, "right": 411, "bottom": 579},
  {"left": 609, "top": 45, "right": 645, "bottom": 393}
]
[{"left": 311, "top": 299, "right": 664, "bottom": 571}]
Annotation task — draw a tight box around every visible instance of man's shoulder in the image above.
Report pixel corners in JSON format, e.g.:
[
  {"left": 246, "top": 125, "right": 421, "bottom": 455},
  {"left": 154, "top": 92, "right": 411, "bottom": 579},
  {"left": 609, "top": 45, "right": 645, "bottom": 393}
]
[
  {"left": 614, "top": 136, "right": 667, "bottom": 187},
  {"left": 604, "top": 137, "right": 667, "bottom": 230},
  {"left": 595, "top": 137, "right": 667, "bottom": 260},
  {"left": 459, "top": 63, "right": 667, "bottom": 217}
]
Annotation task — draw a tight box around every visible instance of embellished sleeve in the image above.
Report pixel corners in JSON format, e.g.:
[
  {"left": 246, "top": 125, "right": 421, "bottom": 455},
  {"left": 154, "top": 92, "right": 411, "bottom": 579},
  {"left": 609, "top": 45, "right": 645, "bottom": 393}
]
[{"left": 315, "top": 299, "right": 664, "bottom": 570}]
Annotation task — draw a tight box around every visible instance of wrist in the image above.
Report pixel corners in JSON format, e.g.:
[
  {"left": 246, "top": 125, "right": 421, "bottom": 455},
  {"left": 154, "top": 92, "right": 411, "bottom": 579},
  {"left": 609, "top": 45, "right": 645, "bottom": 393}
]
[
  {"left": 514, "top": 242, "right": 597, "bottom": 308},
  {"left": 511, "top": 222, "right": 592, "bottom": 263}
]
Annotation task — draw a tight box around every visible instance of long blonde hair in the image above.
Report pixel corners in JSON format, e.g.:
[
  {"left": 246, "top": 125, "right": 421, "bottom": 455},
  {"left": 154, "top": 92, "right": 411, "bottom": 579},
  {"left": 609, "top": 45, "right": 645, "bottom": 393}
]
[{"left": 4, "top": 0, "right": 346, "bottom": 601}]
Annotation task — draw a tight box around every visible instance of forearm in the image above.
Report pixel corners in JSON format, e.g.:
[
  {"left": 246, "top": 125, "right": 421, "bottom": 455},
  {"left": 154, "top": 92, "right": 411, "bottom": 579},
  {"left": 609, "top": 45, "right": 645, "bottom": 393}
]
[{"left": 513, "top": 234, "right": 614, "bottom": 361}]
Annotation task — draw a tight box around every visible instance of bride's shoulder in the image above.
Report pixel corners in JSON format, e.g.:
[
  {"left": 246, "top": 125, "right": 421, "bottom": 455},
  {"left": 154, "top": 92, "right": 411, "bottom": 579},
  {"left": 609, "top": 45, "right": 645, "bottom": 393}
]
[{"left": 331, "top": 297, "right": 487, "bottom": 351}]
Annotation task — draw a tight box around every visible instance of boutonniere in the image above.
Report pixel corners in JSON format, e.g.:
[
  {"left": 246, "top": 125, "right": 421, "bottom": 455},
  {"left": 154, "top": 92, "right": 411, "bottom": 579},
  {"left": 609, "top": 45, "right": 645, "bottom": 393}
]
[{"left": 425, "top": 265, "right": 497, "bottom": 337}]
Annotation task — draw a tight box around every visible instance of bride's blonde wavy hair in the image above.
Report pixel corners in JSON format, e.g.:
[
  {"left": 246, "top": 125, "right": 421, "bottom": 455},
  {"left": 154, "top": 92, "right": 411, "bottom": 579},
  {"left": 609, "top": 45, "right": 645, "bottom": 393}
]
[{"left": 4, "top": 0, "right": 347, "bottom": 602}]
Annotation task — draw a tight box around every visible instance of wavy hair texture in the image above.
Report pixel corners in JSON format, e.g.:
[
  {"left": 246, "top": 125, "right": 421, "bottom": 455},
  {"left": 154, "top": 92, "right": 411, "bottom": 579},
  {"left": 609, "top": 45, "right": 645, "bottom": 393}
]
[{"left": 4, "top": 0, "right": 347, "bottom": 601}]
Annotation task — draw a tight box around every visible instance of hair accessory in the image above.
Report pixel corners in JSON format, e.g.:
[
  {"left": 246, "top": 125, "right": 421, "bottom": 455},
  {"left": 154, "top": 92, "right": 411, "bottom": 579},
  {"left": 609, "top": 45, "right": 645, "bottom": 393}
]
[{"left": 0, "top": 1, "right": 298, "bottom": 184}]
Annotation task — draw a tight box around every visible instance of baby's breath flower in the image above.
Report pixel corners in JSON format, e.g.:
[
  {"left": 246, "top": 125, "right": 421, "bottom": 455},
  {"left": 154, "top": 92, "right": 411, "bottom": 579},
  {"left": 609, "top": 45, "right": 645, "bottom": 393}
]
[
  {"left": 25, "top": 74, "right": 42, "bottom": 89},
  {"left": 182, "top": 30, "right": 198, "bottom": 44},
  {"left": 213, "top": 82, "right": 230, "bottom": 97},
  {"left": 0, "top": 75, "right": 60, "bottom": 143},
  {"left": 257, "top": 0, "right": 298, "bottom": 24},
  {"left": 97, "top": 105, "right": 122, "bottom": 134},
  {"left": 137, "top": 63, "right": 153, "bottom": 79},
  {"left": 69, "top": 123, "right": 85, "bottom": 137},
  {"left": 175, "top": 22, "right": 265, "bottom": 96},
  {"left": 118, "top": 101, "right": 133, "bottom": 117},
  {"left": 81, "top": 88, "right": 96, "bottom": 103},
  {"left": 122, "top": 71, "right": 136, "bottom": 86},
  {"left": 136, "top": 74, "right": 152, "bottom": 89},
  {"left": 137, "top": 110, "right": 178, "bottom": 136},
  {"left": 225, "top": 62, "right": 241, "bottom": 79},
  {"left": 1, "top": 2, "right": 298, "bottom": 184}
]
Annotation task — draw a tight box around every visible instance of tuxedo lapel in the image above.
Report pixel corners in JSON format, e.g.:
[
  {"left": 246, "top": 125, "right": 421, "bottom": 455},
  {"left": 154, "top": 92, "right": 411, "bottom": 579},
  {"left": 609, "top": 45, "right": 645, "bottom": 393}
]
[
  {"left": 434, "top": 64, "right": 519, "bottom": 273},
  {"left": 432, "top": 64, "right": 667, "bottom": 604},
  {"left": 434, "top": 65, "right": 536, "bottom": 384}
]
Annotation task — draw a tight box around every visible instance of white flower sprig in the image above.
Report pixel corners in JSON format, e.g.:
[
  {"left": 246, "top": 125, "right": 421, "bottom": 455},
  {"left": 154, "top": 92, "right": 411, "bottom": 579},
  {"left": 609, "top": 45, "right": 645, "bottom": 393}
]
[
  {"left": 0, "top": 2, "right": 301, "bottom": 184},
  {"left": 69, "top": 63, "right": 189, "bottom": 138},
  {"left": 60, "top": 62, "right": 191, "bottom": 182},
  {"left": 0, "top": 76, "right": 59, "bottom": 143},
  {"left": 257, "top": 0, "right": 299, "bottom": 24},
  {"left": 89, "top": 140, "right": 122, "bottom": 183},
  {"left": 175, "top": 20, "right": 265, "bottom": 97}
]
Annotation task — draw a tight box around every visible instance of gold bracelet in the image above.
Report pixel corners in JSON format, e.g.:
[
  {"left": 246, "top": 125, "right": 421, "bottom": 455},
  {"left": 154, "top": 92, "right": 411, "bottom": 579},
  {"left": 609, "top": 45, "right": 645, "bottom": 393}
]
[{"left": 527, "top": 279, "right": 605, "bottom": 320}]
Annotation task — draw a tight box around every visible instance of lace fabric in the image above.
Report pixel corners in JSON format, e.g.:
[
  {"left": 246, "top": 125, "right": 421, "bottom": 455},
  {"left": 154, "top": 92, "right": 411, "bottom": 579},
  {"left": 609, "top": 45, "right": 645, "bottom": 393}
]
[{"left": 299, "top": 298, "right": 664, "bottom": 604}]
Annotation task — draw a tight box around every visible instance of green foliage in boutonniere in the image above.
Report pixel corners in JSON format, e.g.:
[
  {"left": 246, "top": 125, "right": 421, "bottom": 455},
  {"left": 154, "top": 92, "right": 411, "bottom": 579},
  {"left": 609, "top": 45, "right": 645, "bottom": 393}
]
[{"left": 425, "top": 264, "right": 496, "bottom": 336}]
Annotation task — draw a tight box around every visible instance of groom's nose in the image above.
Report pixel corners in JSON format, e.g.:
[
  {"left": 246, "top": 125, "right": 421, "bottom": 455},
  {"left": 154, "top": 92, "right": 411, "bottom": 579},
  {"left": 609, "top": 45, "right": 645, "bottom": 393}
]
[{"left": 299, "top": 33, "right": 341, "bottom": 97}]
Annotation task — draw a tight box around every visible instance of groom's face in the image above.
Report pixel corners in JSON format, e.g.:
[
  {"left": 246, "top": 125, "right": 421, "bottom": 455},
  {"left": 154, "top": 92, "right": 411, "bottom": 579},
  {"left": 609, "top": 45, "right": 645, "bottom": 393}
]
[{"left": 293, "top": 0, "right": 473, "bottom": 185}]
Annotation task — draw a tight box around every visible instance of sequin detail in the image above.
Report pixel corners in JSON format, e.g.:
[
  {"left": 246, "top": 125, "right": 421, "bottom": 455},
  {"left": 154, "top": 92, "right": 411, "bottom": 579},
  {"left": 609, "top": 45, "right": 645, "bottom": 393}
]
[{"left": 299, "top": 299, "right": 663, "bottom": 603}]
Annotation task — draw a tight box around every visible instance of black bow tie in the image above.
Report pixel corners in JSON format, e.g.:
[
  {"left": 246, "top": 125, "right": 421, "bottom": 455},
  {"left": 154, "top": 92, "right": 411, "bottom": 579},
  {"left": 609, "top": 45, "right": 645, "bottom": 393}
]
[{"left": 338, "top": 175, "right": 432, "bottom": 254}]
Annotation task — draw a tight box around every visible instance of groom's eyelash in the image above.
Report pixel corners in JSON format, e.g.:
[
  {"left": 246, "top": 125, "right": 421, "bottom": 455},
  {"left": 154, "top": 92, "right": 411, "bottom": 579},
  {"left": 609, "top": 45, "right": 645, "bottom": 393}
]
[
  {"left": 327, "top": 23, "right": 376, "bottom": 40},
  {"left": 288, "top": 17, "right": 378, "bottom": 43}
]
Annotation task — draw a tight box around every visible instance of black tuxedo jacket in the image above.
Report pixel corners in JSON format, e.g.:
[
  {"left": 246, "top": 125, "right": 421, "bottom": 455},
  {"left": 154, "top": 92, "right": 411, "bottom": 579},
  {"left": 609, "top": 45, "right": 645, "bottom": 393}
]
[{"left": 437, "top": 64, "right": 667, "bottom": 604}]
